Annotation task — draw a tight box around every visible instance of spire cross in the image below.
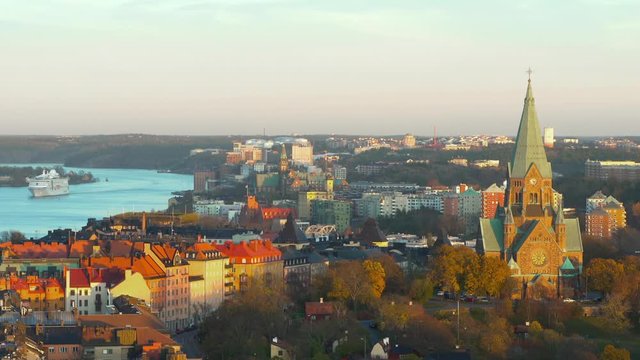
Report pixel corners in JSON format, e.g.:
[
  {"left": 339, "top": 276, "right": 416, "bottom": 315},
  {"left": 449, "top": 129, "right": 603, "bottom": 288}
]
[{"left": 526, "top": 67, "right": 533, "bottom": 81}]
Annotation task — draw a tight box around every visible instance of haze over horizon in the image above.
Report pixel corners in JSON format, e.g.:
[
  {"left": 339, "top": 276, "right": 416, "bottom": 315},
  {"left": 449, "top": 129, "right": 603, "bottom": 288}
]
[{"left": 2, "top": 0, "right": 638, "bottom": 136}]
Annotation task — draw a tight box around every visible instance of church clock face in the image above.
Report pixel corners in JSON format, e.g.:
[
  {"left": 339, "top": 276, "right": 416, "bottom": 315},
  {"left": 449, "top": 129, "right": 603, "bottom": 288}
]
[
  {"left": 529, "top": 178, "right": 537, "bottom": 186},
  {"left": 532, "top": 250, "right": 547, "bottom": 266}
]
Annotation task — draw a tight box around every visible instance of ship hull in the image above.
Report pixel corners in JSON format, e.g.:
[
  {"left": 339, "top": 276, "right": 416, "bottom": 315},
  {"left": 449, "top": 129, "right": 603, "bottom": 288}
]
[
  {"left": 27, "top": 177, "right": 70, "bottom": 198},
  {"left": 29, "top": 186, "right": 70, "bottom": 197}
]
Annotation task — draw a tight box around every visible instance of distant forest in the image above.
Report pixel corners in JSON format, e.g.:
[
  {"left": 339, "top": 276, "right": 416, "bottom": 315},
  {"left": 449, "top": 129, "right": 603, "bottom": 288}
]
[{"left": 0, "top": 135, "right": 237, "bottom": 172}]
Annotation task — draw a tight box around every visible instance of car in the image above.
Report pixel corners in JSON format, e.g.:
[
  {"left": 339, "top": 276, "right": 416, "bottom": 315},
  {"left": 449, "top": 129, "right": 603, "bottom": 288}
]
[
  {"left": 562, "top": 298, "right": 576, "bottom": 303},
  {"left": 477, "top": 296, "right": 490, "bottom": 303},
  {"left": 436, "top": 290, "right": 444, "bottom": 297},
  {"left": 464, "top": 296, "right": 476, "bottom": 303}
]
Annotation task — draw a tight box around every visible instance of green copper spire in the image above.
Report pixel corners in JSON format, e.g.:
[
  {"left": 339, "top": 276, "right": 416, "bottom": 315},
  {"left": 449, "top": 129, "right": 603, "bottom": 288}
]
[{"left": 509, "top": 77, "right": 552, "bottom": 179}]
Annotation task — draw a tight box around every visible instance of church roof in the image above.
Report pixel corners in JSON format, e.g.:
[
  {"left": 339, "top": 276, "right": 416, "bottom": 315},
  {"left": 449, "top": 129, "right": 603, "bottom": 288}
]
[
  {"left": 560, "top": 257, "right": 575, "bottom": 271},
  {"left": 478, "top": 218, "right": 504, "bottom": 252},
  {"left": 564, "top": 218, "right": 583, "bottom": 252},
  {"left": 509, "top": 79, "right": 552, "bottom": 179}
]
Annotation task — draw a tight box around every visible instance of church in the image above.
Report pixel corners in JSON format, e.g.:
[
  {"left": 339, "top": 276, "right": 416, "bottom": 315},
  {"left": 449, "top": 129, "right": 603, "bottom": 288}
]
[{"left": 478, "top": 76, "right": 583, "bottom": 299}]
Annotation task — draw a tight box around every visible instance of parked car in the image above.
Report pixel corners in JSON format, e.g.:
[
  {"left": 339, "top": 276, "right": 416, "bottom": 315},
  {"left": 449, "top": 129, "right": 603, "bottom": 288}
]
[
  {"left": 477, "top": 296, "right": 490, "bottom": 303},
  {"left": 563, "top": 298, "right": 576, "bottom": 303}
]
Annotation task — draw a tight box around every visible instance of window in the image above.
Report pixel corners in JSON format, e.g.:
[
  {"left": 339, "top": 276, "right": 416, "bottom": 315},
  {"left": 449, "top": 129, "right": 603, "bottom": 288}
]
[
  {"left": 73, "top": 347, "right": 79, "bottom": 353},
  {"left": 71, "top": 300, "right": 75, "bottom": 308},
  {"left": 60, "top": 347, "right": 67, "bottom": 353},
  {"left": 84, "top": 300, "right": 88, "bottom": 307},
  {"left": 70, "top": 290, "right": 75, "bottom": 296},
  {"left": 102, "top": 349, "right": 113, "bottom": 355},
  {"left": 49, "top": 348, "right": 55, "bottom": 353}
]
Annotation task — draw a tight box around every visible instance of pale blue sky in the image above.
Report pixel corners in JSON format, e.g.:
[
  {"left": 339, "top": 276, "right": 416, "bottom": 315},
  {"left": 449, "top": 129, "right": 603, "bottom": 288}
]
[{"left": 1, "top": 0, "right": 638, "bottom": 136}]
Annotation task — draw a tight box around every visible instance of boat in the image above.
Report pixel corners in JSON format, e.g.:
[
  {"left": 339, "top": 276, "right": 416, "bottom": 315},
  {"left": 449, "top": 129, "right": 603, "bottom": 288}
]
[{"left": 25, "top": 169, "right": 70, "bottom": 197}]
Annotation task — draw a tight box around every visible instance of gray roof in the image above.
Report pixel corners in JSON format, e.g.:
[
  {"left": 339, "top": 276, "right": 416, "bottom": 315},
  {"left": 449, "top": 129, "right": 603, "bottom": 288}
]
[
  {"left": 509, "top": 80, "right": 552, "bottom": 179},
  {"left": 479, "top": 218, "right": 504, "bottom": 252},
  {"left": 564, "top": 218, "right": 583, "bottom": 252}
]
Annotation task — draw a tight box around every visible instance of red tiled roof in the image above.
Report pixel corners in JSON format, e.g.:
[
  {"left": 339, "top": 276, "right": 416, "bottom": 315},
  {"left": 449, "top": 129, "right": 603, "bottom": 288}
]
[
  {"left": 305, "top": 302, "right": 335, "bottom": 316},
  {"left": 4, "top": 242, "right": 68, "bottom": 258},
  {"left": 215, "top": 240, "right": 281, "bottom": 263},
  {"left": 261, "top": 207, "right": 294, "bottom": 220},
  {"left": 69, "top": 268, "right": 90, "bottom": 288}
]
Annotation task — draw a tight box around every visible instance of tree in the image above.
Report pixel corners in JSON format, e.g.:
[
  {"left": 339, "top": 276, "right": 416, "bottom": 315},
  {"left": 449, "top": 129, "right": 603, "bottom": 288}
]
[
  {"left": 429, "top": 245, "right": 480, "bottom": 295},
  {"left": 1, "top": 231, "right": 26, "bottom": 242},
  {"left": 477, "top": 256, "right": 511, "bottom": 297},
  {"left": 600, "top": 344, "right": 631, "bottom": 360},
  {"left": 363, "top": 260, "right": 386, "bottom": 299},
  {"left": 409, "top": 278, "right": 434, "bottom": 304},
  {"left": 600, "top": 294, "right": 631, "bottom": 333},
  {"left": 585, "top": 258, "right": 625, "bottom": 295},
  {"left": 372, "top": 254, "right": 405, "bottom": 294},
  {"left": 329, "top": 261, "right": 376, "bottom": 312}
]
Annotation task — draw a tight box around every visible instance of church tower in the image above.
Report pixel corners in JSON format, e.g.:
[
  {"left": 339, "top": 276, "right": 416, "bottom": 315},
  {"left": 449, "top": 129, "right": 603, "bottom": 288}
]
[
  {"left": 478, "top": 73, "right": 583, "bottom": 299},
  {"left": 279, "top": 144, "right": 289, "bottom": 173}
]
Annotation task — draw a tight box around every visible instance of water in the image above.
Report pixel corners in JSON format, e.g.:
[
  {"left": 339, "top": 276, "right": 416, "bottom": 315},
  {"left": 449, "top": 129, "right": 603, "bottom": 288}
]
[{"left": 0, "top": 164, "right": 192, "bottom": 238}]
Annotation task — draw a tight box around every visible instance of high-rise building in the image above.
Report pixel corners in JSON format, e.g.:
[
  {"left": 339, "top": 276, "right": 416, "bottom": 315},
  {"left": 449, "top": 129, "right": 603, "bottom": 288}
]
[
  {"left": 291, "top": 144, "right": 314, "bottom": 166},
  {"left": 585, "top": 191, "right": 626, "bottom": 239},
  {"left": 481, "top": 184, "right": 505, "bottom": 219},
  {"left": 458, "top": 188, "right": 482, "bottom": 235},
  {"left": 402, "top": 133, "right": 416, "bottom": 148},
  {"left": 543, "top": 127, "right": 554, "bottom": 148},
  {"left": 194, "top": 170, "right": 215, "bottom": 193},
  {"left": 478, "top": 77, "right": 583, "bottom": 299}
]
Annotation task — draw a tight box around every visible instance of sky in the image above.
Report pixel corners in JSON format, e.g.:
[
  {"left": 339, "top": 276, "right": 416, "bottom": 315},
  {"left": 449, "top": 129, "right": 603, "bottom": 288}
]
[{"left": 1, "top": 0, "right": 638, "bottom": 137}]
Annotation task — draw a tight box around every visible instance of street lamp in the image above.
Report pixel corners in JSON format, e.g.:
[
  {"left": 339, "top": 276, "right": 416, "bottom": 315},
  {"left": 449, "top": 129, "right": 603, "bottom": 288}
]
[{"left": 360, "top": 337, "right": 367, "bottom": 359}]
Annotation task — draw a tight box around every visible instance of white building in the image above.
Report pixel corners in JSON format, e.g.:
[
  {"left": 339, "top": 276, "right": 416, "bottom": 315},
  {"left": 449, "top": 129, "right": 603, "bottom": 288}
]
[
  {"left": 544, "top": 127, "right": 554, "bottom": 148},
  {"left": 65, "top": 268, "right": 115, "bottom": 315},
  {"left": 193, "top": 200, "right": 244, "bottom": 221},
  {"left": 291, "top": 144, "right": 314, "bottom": 165}
]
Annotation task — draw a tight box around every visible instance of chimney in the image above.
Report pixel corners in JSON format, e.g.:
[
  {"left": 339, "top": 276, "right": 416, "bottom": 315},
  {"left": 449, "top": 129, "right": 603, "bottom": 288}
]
[{"left": 142, "top": 212, "right": 147, "bottom": 235}]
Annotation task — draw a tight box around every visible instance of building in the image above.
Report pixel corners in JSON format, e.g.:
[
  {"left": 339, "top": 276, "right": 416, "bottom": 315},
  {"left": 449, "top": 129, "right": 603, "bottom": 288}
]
[
  {"left": 402, "top": 133, "right": 416, "bottom": 148},
  {"left": 586, "top": 208, "right": 614, "bottom": 239},
  {"left": 183, "top": 241, "right": 229, "bottom": 323},
  {"left": 65, "top": 268, "right": 122, "bottom": 315},
  {"left": 298, "top": 191, "right": 334, "bottom": 221},
  {"left": 482, "top": 184, "right": 506, "bottom": 219},
  {"left": 216, "top": 240, "right": 283, "bottom": 292},
  {"left": 310, "top": 199, "right": 352, "bottom": 233},
  {"left": 281, "top": 248, "right": 311, "bottom": 294},
  {"left": 193, "top": 170, "right": 215, "bottom": 193},
  {"left": 543, "top": 127, "right": 554, "bottom": 148},
  {"left": 333, "top": 165, "right": 347, "bottom": 181},
  {"left": 459, "top": 188, "right": 482, "bottom": 235},
  {"left": 291, "top": 144, "right": 314, "bottom": 166},
  {"left": 193, "top": 200, "right": 243, "bottom": 220},
  {"left": 355, "top": 164, "right": 385, "bottom": 176},
  {"left": 585, "top": 160, "right": 640, "bottom": 181},
  {"left": 0, "top": 275, "right": 65, "bottom": 311},
  {"left": 478, "top": 77, "right": 583, "bottom": 299},
  {"left": 585, "top": 191, "right": 626, "bottom": 239}
]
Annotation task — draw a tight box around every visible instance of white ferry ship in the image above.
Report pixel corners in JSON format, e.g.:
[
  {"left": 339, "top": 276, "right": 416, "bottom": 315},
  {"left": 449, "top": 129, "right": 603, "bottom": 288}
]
[{"left": 26, "top": 169, "right": 70, "bottom": 197}]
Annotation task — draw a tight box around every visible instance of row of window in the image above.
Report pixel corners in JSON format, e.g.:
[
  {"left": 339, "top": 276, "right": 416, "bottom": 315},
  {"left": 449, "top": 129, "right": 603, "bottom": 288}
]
[{"left": 49, "top": 346, "right": 80, "bottom": 353}]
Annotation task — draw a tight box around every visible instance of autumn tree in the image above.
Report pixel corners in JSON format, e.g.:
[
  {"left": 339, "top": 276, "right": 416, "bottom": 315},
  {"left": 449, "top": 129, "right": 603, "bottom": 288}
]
[
  {"left": 585, "top": 258, "right": 625, "bottom": 295},
  {"left": 329, "top": 260, "right": 385, "bottom": 312},
  {"left": 363, "top": 260, "right": 386, "bottom": 298},
  {"left": 477, "top": 256, "right": 511, "bottom": 297},
  {"left": 600, "top": 344, "right": 631, "bottom": 360},
  {"left": 409, "top": 278, "right": 434, "bottom": 304},
  {"left": 429, "top": 245, "right": 480, "bottom": 295},
  {"left": 372, "top": 254, "right": 405, "bottom": 294}
]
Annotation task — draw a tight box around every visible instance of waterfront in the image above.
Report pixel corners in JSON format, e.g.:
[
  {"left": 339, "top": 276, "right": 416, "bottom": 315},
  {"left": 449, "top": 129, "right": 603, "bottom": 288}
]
[{"left": 0, "top": 164, "right": 192, "bottom": 238}]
